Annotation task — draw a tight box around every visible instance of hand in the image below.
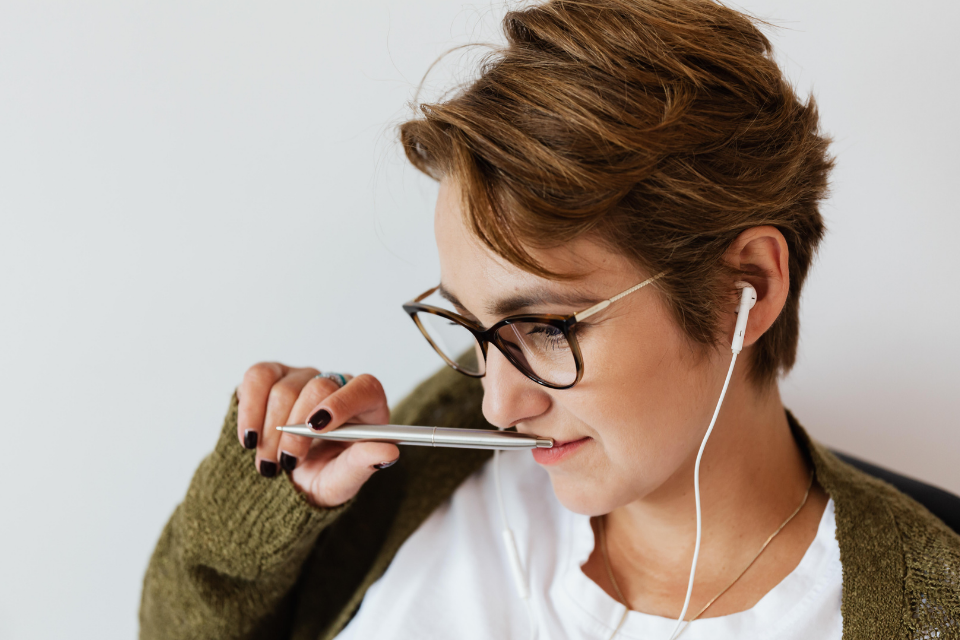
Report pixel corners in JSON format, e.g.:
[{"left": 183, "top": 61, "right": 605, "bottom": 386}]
[{"left": 236, "top": 363, "right": 399, "bottom": 508}]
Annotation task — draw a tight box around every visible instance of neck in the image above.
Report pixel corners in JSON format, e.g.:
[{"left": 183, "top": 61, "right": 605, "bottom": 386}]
[{"left": 587, "top": 366, "right": 827, "bottom": 618}]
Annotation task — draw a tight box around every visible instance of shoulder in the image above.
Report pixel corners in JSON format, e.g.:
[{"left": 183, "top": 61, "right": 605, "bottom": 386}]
[{"left": 788, "top": 411, "right": 960, "bottom": 640}]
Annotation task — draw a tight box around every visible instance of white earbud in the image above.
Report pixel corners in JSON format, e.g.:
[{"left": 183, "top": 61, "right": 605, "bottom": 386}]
[{"left": 731, "top": 282, "right": 757, "bottom": 354}]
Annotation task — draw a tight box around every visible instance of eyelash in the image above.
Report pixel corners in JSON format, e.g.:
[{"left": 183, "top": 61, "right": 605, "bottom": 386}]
[
  {"left": 444, "top": 318, "right": 590, "bottom": 345},
  {"left": 526, "top": 324, "right": 568, "bottom": 350}
]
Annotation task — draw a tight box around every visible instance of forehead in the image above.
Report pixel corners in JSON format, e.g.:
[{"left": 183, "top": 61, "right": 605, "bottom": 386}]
[
  {"left": 433, "top": 179, "right": 638, "bottom": 319},
  {"left": 436, "top": 280, "right": 603, "bottom": 318}
]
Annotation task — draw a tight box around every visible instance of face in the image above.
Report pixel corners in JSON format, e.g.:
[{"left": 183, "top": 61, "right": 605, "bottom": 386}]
[{"left": 433, "top": 180, "right": 730, "bottom": 516}]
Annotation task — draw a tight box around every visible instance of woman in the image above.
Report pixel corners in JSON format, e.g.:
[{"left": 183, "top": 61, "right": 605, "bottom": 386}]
[{"left": 140, "top": 1, "right": 960, "bottom": 639}]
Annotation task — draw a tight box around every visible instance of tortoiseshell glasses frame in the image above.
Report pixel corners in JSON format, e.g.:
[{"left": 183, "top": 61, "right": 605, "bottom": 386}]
[{"left": 402, "top": 272, "right": 665, "bottom": 390}]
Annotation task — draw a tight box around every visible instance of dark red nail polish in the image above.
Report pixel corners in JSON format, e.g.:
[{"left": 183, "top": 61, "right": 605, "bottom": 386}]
[
  {"left": 243, "top": 430, "right": 258, "bottom": 449},
  {"left": 308, "top": 409, "right": 331, "bottom": 431},
  {"left": 280, "top": 452, "right": 297, "bottom": 472},
  {"left": 259, "top": 460, "right": 278, "bottom": 478},
  {"left": 373, "top": 458, "right": 399, "bottom": 470}
]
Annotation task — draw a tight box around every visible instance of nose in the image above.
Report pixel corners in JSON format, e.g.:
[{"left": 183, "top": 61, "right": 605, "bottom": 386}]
[{"left": 481, "top": 342, "right": 551, "bottom": 429}]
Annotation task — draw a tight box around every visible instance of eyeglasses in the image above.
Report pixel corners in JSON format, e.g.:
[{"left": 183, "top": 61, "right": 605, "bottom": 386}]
[{"left": 402, "top": 272, "right": 665, "bottom": 389}]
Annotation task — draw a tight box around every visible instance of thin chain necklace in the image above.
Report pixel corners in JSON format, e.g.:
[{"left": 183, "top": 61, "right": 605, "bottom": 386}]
[{"left": 598, "top": 470, "right": 815, "bottom": 640}]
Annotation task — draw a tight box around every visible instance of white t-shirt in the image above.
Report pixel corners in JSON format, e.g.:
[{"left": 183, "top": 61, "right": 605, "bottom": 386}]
[{"left": 335, "top": 449, "right": 843, "bottom": 640}]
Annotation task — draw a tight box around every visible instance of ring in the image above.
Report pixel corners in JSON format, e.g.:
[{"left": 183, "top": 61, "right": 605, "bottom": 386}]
[{"left": 315, "top": 372, "right": 349, "bottom": 389}]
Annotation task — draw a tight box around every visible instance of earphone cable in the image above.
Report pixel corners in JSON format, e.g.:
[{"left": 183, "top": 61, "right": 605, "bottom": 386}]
[
  {"left": 494, "top": 448, "right": 538, "bottom": 640},
  {"left": 666, "top": 350, "right": 739, "bottom": 640}
]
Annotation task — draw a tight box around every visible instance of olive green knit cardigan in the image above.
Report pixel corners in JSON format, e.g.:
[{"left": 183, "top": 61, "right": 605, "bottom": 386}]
[{"left": 139, "top": 366, "right": 960, "bottom": 640}]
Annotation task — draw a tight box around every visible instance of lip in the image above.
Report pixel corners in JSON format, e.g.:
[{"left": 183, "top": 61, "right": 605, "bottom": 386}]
[{"left": 531, "top": 436, "right": 591, "bottom": 466}]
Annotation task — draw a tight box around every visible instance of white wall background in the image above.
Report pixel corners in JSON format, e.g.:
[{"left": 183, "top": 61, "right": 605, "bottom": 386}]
[{"left": 0, "top": 1, "right": 956, "bottom": 637}]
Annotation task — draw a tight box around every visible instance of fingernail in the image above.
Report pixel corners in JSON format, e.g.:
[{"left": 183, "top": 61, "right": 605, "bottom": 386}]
[
  {"left": 280, "top": 451, "right": 297, "bottom": 472},
  {"left": 308, "top": 409, "right": 331, "bottom": 431},
  {"left": 243, "top": 430, "right": 258, "bottom": 449},
  {"left": 373, "top": 458, "right": 399, "bottom": 470},
  {"left": 259, "top": 460, "right": 278, "bottom": 478}
]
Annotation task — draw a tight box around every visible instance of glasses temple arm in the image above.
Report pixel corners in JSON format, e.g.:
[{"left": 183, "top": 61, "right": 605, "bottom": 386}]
[{"left": 573, "top": 271, "right": 666, "bottom": 322}]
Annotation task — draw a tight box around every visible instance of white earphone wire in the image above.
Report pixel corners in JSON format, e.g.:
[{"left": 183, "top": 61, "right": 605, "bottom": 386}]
[
  {"left": 494, "top": 448, "right": 538, "bottom": 640},
  {"left": 666, "top": 283, "right": 750, "bottom": 639},
  {"left": 665, "top": 351, "right": 738, "bottom": 639}
]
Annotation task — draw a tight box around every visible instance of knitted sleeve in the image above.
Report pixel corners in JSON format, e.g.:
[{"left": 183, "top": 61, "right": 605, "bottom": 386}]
[{"left": 139, "top": 391, "right": 355, "bottom": 640}]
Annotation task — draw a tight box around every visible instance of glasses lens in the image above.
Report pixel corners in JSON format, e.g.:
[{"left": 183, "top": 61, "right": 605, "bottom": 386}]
[
  {"left": 495, "top": 321, "right": 577, "bottom": 387},
  {"left": 413, "top": 311, "right": 485, "bottom": 375}
]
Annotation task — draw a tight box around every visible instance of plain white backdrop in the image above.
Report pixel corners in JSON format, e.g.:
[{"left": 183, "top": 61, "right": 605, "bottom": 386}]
[{"left": 1, "top": 1, "right": 957, "bottom": 637}]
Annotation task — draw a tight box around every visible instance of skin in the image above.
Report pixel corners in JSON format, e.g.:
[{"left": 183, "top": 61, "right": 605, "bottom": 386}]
[{"left": 236, "top": 177, "right": 828, "bottom": 620}]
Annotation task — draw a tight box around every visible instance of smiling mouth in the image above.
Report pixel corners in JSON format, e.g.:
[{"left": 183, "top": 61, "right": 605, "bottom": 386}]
[
  {"left": 551, "top": 437, "right": 587, "bottom": 448},
  {"left": 531, "top": 436, "right": 591, "bottom": 465}
]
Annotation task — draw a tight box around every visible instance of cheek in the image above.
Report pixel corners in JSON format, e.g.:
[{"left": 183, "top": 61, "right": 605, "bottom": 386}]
[
  {"left": 583, "top": 317, "right": 694, "bottom": 433},
  {"left": 553, "top": 318, "right": 720, "bottom": 509}
]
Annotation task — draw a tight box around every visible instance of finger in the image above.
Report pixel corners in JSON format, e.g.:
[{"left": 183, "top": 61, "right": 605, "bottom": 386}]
[
  {"left": 290, "top": 374, "right": 356, "bottom": 426},
  {"left": 276, "top": 374, "right": 353, "bottom": 472},
  {"left": 295, "top": 440, "right": 401, "bottom": 508},
  {"left": 304, "top": 373, "right": 391, "bottom": 433},
  {"left": 256, "top": 368, "right": 320, "bottom": 477},
  {"left": 237, "top": 362, "right": 288, "bottom": 450}
]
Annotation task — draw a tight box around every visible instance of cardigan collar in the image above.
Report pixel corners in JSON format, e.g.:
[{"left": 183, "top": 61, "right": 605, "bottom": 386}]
[{"left": 787, "top": 410, "right": 905, "bottom": 638}]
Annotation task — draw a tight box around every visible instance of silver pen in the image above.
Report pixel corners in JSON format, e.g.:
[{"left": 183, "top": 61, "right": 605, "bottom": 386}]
[{"left": 276, "top": 424, "right": 553, "bottom": 450}]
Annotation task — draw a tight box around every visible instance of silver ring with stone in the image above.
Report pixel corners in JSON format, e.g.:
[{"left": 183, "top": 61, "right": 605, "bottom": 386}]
[{"left": 315, "top": 372, "right": 349, "bottom": 389}]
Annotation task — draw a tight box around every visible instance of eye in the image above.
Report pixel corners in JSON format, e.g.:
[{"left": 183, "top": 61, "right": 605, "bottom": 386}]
[{"left": 525, "top": 324, "right": 568, "bottom": 350}]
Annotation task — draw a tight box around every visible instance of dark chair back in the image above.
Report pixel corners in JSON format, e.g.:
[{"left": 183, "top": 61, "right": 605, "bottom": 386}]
[{"left": 832, "top": 451, "right": 960, "bottom": 534}]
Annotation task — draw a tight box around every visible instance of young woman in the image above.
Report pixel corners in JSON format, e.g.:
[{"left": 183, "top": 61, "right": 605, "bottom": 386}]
[{"left": 140, "top": 1, "right": 960, "bottom": 639}]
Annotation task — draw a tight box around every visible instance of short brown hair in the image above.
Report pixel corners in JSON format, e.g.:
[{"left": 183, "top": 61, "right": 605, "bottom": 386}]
[{"left": 399, "top": 0, "right": 833, "bottom": 385}]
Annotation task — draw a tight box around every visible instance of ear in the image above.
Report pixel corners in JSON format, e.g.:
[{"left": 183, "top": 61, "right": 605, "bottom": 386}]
[{"left": 723, "top": 226, "right": 789, "bottom": 349}]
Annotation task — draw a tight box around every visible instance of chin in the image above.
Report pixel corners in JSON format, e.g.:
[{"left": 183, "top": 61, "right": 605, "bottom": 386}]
[{"left": 546, "top": 472, "right": 616, "bottom": 517}]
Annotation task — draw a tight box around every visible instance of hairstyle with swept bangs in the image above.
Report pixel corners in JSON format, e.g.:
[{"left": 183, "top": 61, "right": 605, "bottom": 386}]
[{"left": 399, "top": 0, "right": 833, "bottom": 386}]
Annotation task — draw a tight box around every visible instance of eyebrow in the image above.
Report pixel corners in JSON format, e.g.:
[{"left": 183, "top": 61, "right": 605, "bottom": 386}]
[{"left": 437, "top": 282, "right": 604, "bottom": 319}]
